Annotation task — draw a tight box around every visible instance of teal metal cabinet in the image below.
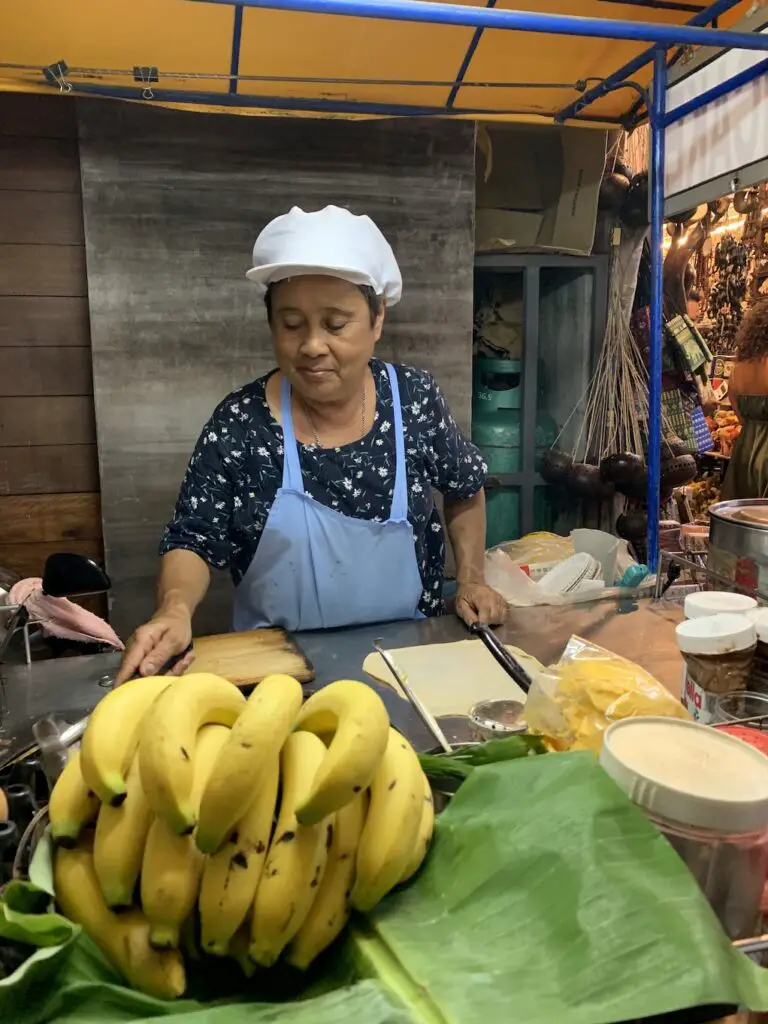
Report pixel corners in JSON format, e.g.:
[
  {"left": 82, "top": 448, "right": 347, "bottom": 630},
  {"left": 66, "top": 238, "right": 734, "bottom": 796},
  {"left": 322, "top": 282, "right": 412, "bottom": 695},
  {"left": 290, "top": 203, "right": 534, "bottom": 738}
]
[{"left": 473, "top": 253, "right": 609, "bottom": 547}]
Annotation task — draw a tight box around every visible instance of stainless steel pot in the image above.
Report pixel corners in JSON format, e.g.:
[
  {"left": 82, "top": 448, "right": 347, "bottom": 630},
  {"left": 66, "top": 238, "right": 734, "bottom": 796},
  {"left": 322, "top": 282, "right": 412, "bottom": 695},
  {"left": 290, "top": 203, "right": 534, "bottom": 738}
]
[
  {"left": 708, "top": 499, "right": 768, "bottom": 598},
  {"left": 710, "top": 499, "right": 768, "bottom": 562}
]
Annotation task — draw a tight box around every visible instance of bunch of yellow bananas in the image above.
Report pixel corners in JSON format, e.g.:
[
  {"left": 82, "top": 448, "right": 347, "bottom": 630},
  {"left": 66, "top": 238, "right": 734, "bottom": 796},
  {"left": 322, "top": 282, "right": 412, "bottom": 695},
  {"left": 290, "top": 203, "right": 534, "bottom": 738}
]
[{"left": 48, "top": 672, "right": 434, "bottom": 999}]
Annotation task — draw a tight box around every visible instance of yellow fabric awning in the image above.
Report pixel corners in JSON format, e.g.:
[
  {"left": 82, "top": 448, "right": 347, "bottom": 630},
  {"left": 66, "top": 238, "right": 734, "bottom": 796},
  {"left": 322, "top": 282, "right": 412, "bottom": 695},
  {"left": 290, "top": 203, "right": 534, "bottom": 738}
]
[{"left": 0, "top": 0, "right": 754, "bottom": 125}]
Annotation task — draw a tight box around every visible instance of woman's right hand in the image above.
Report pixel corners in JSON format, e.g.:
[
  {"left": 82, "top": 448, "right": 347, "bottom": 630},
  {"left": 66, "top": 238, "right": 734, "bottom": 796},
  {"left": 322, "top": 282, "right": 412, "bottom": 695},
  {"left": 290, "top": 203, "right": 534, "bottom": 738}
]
[{"left": 114, "top": 605, "right": 194, "bottom": 687}]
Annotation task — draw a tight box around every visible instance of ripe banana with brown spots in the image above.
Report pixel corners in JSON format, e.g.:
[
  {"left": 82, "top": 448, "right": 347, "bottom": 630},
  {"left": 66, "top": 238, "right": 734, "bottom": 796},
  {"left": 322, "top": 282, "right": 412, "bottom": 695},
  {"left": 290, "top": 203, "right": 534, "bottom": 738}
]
[
  {"left": 139, "top": 674, "right": 245, "bottom": 835},
  {"left": 293, "top": 680, "right": 389, "bottom": 826},
  {"left": 198, "top": 753, "right": 280, "bottom": 955},
  {"left": 286, "top": 791, "right": 367, "bottom": 970},
  {"left": 48, "top": 751, "right": 99, "bottom": 847},
  {"left": 54, "top": 843, "right": 186, "bottom": 999},
  {"left": 141, "top": 724, "right": 231, "bottom": 950},
  {"left": 94, "top": 749, "right": 153, "bottom": 909},
  {"left": 351, "top": 728, "right": 424, "bottom": 912},
  {"left": 399, "top": 770, "right": 435, "bottom": 883},
  {"left": 195, "top": 673, "right": 302, "bottom": 854},
  {"left": 80, "top": 676, "right": 173, "bottom": 806},
  {"left": 249, "top": 732, "right": 331, "bottom": 967}
]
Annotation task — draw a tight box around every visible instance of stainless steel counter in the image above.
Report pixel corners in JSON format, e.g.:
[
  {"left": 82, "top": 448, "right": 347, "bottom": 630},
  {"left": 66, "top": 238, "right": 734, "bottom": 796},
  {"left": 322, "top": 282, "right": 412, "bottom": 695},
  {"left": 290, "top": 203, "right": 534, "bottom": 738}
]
[{"left": 0, "top": 595, "right": 684, "bottom": 759}]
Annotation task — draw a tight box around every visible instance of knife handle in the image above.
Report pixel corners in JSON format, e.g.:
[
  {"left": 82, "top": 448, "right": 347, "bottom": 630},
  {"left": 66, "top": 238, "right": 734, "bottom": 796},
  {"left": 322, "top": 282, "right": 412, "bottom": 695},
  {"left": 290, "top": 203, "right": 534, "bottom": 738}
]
[
  {"left": 129, "top": 642, "right": 193, "bottom": 681},
  {"left": 469, "top": 622, "right": 533, "bottom": 694}
]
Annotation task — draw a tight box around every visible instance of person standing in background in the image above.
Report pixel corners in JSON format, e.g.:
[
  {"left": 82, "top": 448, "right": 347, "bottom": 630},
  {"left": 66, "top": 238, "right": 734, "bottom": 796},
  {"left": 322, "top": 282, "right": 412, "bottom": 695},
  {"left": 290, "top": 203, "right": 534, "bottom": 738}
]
[
  {"left": 721, "top": 298, "right": 768, "bottom": 500},
  {"left": 687, "top": 287, "right": 702, "bottom": 322}
]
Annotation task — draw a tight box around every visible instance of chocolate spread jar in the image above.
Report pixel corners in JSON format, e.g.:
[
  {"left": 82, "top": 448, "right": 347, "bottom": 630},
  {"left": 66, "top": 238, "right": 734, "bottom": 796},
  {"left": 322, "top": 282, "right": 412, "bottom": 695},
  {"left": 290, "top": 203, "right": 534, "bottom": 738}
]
[
  {"left": 676, "top": 613, "right": 756, "bottom": 724},
  {"left": 746, "top": 608, "right": 768, "bottom": 696}
]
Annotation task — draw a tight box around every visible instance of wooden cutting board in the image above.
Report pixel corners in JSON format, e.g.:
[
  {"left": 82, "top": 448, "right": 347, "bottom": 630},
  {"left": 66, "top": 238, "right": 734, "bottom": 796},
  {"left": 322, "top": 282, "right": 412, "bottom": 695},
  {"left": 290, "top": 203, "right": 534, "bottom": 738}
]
[
  {"left": 362, "top": 639, "right": 541, "bottom": 717},
  {"left": 187, "top": 628, "right": 314, "bottom": 687}
]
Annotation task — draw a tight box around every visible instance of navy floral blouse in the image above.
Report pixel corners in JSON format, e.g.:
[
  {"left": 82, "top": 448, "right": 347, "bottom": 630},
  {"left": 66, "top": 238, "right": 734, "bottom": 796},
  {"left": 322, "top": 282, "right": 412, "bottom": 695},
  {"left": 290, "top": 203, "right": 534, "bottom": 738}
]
[{"left": 160, "top": 359, "right": 487, "bottom": 616}]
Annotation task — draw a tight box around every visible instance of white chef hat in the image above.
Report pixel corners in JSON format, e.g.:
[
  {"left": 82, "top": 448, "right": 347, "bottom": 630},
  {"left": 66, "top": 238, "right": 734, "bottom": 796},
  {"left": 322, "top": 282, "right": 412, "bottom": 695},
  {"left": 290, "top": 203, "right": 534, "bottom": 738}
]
[{"left": 246, "top": 205, "right": 403, "bottom": 306}]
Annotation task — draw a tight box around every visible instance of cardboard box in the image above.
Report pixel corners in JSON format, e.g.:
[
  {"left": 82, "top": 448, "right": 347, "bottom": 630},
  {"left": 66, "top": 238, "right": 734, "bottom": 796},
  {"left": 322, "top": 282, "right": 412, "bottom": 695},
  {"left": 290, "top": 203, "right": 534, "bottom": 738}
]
[{"left": 475, "top": 123, "right": 606, "bottom": 256}]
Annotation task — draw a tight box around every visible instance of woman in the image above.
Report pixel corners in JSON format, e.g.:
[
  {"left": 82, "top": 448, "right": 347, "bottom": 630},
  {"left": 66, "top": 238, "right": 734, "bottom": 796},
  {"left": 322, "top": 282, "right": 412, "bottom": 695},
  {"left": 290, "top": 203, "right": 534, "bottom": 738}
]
[
  {"left": 686, "top": 287, "right": 702, "bottom": 323},
  {"left": 117, "top": 206, "right": 505, "bottom": 683},
  {"left": 721, "top": 297, "right": 768, "bottom": 500}
]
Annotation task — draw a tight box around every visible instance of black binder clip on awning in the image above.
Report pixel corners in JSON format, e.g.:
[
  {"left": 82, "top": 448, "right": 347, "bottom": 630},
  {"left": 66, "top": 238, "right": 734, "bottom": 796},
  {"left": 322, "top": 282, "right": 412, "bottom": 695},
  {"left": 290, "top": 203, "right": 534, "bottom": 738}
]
[
  {"left": 133, "top": 65, "right": 159, "bottom": 100},
  {"left": 43, "top": 60, "right": 72, "bottom": 93}
]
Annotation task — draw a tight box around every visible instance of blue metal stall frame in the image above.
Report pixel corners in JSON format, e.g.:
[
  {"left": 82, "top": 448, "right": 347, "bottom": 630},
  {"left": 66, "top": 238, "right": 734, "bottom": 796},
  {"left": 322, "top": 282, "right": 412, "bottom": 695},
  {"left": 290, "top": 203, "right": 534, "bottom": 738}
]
[
  {"left": 193, "top": 0, "right": 767, "bottom": 574},
  {"left": 48, "top": 0, "right": 768, "bottom": 572},
  {"left": 177, "top": 0, "right": 768, "bottom": 572}
]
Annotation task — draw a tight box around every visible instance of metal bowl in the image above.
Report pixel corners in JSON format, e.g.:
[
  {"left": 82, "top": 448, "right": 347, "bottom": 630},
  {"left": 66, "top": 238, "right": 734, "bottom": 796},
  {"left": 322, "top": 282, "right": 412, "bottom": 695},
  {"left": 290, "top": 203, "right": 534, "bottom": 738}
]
[{"left": 468, "top": 699, "right": 527, "bottom": 741}]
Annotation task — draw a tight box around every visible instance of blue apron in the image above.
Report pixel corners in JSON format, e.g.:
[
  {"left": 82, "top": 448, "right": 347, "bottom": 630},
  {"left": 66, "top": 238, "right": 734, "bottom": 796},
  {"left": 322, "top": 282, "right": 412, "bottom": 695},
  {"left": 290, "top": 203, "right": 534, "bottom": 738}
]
[{"left": 232, "top": 362, "right": 424, "bottom": 632}]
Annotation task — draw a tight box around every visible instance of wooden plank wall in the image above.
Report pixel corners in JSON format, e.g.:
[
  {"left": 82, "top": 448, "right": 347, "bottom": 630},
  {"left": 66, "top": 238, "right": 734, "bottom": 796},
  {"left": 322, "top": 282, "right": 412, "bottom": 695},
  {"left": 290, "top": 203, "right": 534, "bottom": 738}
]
[
  {"left": 0, "top": 95, "right": 103, "bottom": 582},
  {"left": 79, "top": 101, "right": 475, "bottom": 637}
]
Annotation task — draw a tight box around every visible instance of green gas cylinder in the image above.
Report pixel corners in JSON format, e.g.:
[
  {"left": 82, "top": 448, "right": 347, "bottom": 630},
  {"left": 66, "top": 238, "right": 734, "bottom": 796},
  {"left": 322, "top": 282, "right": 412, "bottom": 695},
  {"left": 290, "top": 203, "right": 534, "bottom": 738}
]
[
  {"left": 472, "top": 357, "right": 522, "bottom": 416},
  {"left": 472, "top": 356, "right": 558, "bottom": 547}
]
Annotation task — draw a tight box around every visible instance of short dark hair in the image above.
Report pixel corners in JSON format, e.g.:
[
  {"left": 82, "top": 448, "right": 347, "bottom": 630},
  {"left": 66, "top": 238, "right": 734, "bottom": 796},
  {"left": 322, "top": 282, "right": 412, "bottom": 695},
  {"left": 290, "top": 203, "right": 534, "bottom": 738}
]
[
  {"left": 735, "top": 297, "right": 768, "bottom": 361},
  {"left": 264, "top": 282, "right": 382, "bottom": 327}
]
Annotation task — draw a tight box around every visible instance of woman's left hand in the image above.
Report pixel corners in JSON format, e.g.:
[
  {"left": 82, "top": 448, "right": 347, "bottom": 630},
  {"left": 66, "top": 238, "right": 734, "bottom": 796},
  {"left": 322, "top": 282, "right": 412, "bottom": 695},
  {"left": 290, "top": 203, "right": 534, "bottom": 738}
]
[{"left": 455, "top": 582, "right": 507, "bottom": 626}]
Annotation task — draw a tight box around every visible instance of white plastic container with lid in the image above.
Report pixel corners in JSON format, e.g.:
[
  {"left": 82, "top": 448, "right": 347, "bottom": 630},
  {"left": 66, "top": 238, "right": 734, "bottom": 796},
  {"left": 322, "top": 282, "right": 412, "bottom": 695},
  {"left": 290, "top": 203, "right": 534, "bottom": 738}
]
[
  {"left": 679, "top": 596, "right": 757, "bottom": 703},
  {"left": 601, "top": 716, "right": 768, "bottom": 939},
  {"left": 683, "top": 591, "right": 757, "bottom": 619},
  {"left": 676, "top": 612, "right": 756, "bottom": 724},
  {"left": 746, "top": 607, "right": 768, "bottom": 630}
]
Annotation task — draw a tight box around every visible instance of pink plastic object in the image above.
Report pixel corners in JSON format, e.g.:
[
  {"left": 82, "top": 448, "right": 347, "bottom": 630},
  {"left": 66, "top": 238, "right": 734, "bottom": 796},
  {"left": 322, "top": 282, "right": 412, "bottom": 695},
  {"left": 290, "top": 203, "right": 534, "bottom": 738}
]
[{"left": 8, "top": 578, "right": 123, "bottom": 651}]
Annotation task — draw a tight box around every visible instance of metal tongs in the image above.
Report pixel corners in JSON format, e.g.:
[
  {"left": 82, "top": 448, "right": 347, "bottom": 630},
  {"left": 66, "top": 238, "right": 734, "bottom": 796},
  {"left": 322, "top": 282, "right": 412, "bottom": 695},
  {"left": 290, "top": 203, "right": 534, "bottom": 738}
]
[
  {"left": 372, "top": 638, "right": 453, "bottom": 753},
  {"left": 469, "top": 621, "right": 534, "bottom": 694},
  {"left": 33, "top": 716, "right": 89, "bottom": 788}
]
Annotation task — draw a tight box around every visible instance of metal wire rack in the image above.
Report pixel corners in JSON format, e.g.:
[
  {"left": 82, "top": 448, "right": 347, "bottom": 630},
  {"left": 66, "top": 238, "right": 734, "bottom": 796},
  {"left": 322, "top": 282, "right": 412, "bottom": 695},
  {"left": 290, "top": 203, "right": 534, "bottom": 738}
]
[{"left": 655, "top": 547, "right": 768, "bottom": 604}]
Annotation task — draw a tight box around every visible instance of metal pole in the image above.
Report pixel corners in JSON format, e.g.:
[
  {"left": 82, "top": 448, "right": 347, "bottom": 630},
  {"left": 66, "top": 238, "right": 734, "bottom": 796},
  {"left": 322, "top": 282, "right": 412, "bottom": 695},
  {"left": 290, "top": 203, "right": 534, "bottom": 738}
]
[
  {"left": 43, "top": 80, "right": 521, "bottom": 117},
  {"left": 446, "top": 0, "right": 497, "bottom": 108},
  {"left": 554, "top": 0, "right": 743, "bottom": 122},
  {"left": 520, "top": 266, "right": 540, "bottom": 538},
  {"left": 665, "top": 54, "right": 768, "bottom": 125},
  {"left": 647, "top": 46, "right": 666, "bottom": 576},
  {"left": 228, "top": 4, "right": 245, "bottom": 94},
  {"left": 193, "top": 0, "right": 768, "bottom": 52}
]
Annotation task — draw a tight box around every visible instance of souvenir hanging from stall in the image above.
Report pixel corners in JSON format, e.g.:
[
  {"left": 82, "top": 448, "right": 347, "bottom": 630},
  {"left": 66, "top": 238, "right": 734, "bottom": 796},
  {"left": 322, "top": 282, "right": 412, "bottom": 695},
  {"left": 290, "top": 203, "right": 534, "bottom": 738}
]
[
  {"left": 630, "top": 205, "right": 717, "bottom": 463},
  {"left": 689, "top": 191, "right": 762, "bottom": 462},
  {"left": 742, "top": 183, "right": 768, "bottom": 301},
  {"left": 701, "top": 233, "right": 751, "bottom": 357},
  {"left": 540, "top": 245, "right": 638, "bottom": 501},
  {"left": 541, "top": 234, "right": 695, "bottom": 514}
]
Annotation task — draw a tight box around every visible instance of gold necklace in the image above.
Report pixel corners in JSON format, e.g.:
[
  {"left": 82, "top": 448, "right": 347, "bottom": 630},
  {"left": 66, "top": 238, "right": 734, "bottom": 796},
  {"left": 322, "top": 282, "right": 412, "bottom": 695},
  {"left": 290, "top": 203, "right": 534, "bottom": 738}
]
[{"left": 301, "top": 385, "right": 366, "bottom": 448}]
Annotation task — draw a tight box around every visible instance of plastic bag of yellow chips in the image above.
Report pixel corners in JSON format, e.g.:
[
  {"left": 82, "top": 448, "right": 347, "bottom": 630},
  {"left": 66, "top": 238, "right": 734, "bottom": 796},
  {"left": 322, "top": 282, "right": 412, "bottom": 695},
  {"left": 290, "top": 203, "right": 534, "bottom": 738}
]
[{"left": 524, "top": 635, "right": 691, "bottom": 753}]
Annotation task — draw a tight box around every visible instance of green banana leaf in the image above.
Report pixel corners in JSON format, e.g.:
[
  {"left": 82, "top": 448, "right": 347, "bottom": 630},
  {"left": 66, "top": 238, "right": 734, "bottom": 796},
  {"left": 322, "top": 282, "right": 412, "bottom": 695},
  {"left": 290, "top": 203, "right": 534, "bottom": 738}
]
[
  {"left": 2, "top": 751, "right": 768, "bottom": 1023},
  {"left": 358, "top": 750, "right": 768, "bottom": 1022}
]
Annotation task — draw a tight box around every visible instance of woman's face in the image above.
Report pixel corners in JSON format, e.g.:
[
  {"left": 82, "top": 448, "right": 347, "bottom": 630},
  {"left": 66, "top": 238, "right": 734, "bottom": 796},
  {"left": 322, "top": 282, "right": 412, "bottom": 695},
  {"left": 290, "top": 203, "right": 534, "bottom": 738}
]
[{"left": 269, "top": 276, "right": 385, "bottom": 403}]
